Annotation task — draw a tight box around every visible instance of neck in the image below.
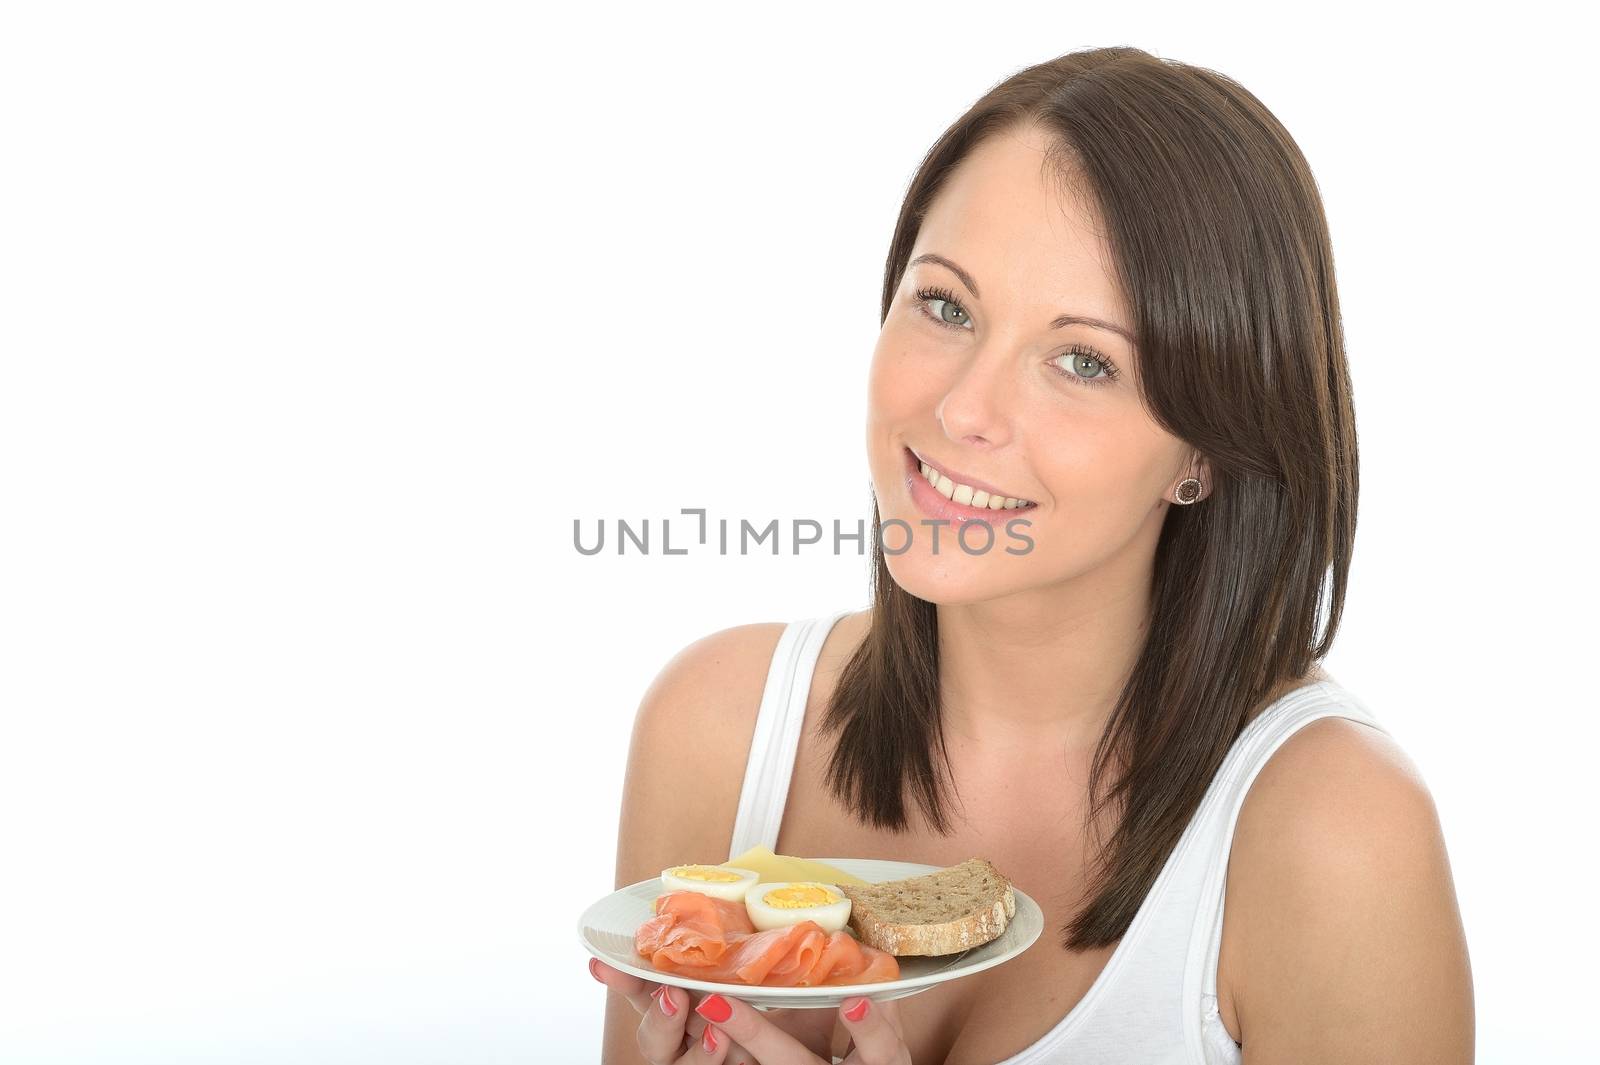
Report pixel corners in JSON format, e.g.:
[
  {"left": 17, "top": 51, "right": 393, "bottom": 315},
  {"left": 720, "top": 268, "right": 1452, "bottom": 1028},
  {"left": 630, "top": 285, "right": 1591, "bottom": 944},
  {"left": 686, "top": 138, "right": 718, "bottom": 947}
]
[{"left": 937, "top": 559, "right": 1152, "bottom": 755}]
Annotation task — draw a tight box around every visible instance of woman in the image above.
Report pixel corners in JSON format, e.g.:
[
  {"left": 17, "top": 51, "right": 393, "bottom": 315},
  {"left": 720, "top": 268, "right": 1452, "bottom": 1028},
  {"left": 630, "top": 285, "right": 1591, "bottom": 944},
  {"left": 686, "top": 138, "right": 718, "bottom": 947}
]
[{"left": 591, "top": 46, "right": 1474, "bottom": 1064}]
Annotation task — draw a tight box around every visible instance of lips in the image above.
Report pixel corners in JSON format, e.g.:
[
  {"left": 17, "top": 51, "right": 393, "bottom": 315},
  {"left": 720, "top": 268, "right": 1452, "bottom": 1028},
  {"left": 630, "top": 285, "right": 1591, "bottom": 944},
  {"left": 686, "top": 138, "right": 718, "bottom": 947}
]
[
  {"left": 906, "top": 447, "right": 1033, "bottom": 507},
  {"left": 902, "top": 446, "right": 1037, "bottom": 525}
]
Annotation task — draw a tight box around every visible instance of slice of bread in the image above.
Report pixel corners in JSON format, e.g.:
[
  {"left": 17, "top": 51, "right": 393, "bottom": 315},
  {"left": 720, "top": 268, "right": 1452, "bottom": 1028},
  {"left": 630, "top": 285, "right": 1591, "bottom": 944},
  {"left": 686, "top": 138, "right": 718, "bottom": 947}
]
[{"left": 837, "top": 857, "right": 1015, "bottom": 956}]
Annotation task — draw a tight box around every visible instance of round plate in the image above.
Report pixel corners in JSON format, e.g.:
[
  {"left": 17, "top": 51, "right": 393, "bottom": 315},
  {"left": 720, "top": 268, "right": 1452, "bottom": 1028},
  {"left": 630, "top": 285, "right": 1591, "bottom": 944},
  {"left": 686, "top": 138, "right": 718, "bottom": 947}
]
[{"left": 577, "top": 857, "right": 1044, "bottom": 1010}]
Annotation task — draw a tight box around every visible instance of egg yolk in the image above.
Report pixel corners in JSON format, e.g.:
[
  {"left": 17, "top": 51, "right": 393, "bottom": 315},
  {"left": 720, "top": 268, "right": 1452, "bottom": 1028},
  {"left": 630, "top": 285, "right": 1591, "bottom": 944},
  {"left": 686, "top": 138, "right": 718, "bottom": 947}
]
[
  {"left": 761, "top": 885, "right": 839, "bottom": 909},
  {"left": 667, "top": 865, "right": 745, "bottom": 883}
]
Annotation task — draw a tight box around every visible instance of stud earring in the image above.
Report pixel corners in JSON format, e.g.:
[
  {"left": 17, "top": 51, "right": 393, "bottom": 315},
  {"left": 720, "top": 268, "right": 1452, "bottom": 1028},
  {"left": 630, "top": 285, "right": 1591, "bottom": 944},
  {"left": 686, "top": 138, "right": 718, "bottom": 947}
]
[{"left": 1173, "top": 477, "right": 1203, "bottom": 505}]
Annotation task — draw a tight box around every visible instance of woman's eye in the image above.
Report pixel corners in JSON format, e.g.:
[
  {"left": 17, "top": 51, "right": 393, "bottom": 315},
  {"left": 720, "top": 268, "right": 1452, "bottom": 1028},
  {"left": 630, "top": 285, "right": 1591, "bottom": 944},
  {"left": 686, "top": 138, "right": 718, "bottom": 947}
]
[
  {"left": 1050, "top": 347, "right": 1120, "bottom": 387},
  {"left": 911, "top": 286, "right": 973, "bottom": 330},
  {"left": 1059, "top": 351, "right": 1105, "bottom": 379},
  {"left": 930, "top": 299, "right": 970, "bottom": 328}
]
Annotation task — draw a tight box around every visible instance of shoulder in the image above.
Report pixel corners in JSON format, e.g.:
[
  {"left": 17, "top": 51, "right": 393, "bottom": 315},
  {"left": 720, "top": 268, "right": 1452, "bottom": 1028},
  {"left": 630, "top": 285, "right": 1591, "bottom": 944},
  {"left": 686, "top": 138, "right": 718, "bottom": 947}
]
[
  {"left": 1222, "top": 714, "right": 1474, "bottom": 1061},
  {"left": 632, "top": 620, "right": 791, "bottom": 739},
  {"left": 1238, "top": 713, "right": 1430, "bottom": 843},
  {"left": 627, "top": 619, "right": 792, "bottom": 782},
  {"left": 612, "top": 620, "right": 790, "bottom": 888}
]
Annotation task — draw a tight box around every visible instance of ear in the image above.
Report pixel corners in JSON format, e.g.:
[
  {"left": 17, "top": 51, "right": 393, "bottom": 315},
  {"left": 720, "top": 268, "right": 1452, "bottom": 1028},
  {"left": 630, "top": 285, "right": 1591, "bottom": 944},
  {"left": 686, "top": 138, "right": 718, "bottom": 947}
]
[{"left": 1171, "top": 453, "right": 1214, "bottom": 504}]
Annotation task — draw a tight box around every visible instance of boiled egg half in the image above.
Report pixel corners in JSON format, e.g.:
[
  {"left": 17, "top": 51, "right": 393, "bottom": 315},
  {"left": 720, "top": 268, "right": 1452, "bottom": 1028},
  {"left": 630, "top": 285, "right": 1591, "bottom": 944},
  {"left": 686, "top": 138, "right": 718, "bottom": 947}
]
[
  {"left": 660, "top": 864, "right": 760, "bottom": 902},
  {"left": 744, "top": 881, "right": 852, "bottom": 933}
]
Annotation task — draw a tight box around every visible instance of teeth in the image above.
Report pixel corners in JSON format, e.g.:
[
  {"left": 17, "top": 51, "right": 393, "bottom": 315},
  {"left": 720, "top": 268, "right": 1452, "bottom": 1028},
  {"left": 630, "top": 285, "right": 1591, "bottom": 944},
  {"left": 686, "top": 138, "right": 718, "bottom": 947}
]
[{"left": 917, "top": 457, "right": 1033, "bottom": 509}]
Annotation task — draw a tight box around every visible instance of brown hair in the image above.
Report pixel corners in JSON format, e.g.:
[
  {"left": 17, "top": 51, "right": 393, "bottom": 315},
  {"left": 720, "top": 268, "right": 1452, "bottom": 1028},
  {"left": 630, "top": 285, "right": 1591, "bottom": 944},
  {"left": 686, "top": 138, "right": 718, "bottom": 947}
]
[{"left": 819, "top": 46, "right": 1357, "bottom": 951}]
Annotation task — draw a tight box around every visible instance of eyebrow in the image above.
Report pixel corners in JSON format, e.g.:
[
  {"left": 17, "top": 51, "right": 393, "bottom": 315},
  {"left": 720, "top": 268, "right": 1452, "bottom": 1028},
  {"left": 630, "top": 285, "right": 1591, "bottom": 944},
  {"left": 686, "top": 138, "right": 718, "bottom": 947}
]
[{"left": 907, "top": 253, "right": 1136, "bottom": 344}]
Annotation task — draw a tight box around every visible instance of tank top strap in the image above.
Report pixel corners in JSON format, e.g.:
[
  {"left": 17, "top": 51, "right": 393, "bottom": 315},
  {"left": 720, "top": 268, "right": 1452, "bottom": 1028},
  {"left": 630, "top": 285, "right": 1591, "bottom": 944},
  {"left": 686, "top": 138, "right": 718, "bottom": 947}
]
[
  {"left": 1180, "top": 679, "right": 1391, "bottom": 1051},
  {"left": 726, "top": 609, "right": 854, "bottom": 860}
]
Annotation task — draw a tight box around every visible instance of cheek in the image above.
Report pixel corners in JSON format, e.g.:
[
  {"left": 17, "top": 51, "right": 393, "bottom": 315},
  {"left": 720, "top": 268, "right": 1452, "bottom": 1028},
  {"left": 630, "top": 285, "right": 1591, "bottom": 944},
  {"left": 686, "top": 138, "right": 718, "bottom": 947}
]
[
  {"left": 1033, "top": 417, "right": 1176, "bottom": 522},
  {"left": 866, "top": 328, "right": 938, "bottom": 421}
]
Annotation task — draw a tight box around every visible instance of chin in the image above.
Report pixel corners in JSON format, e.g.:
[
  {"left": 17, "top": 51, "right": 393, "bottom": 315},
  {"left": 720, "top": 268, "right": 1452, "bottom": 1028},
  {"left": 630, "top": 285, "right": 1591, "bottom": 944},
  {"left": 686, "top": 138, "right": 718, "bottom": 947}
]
[{"left": 879, "top": 538, "right": 1042, "bottom": 606}]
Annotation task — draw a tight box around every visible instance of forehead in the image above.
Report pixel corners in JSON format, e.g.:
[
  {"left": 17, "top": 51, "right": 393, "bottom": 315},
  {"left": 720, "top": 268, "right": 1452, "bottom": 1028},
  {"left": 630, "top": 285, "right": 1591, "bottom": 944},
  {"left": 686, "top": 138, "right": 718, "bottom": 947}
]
[{"left": 913, "top": 129, "right": 1128, "bottom": 326}]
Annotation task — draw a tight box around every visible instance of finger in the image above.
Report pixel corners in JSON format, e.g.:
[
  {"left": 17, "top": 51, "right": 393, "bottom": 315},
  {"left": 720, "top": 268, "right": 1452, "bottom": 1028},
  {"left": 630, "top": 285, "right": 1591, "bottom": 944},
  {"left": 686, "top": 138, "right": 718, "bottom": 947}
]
[
  {"left": 694, "top": 993, "right": 825, "bottom": 1064},
  {"left": 588, "top": 957, "right": 661, "bottom": 1017},
  {"left": 637, "top": 984, "right": 692, "bottom": 1064},
  {"left": 868, "top": 995, "right": 905, "bottom": 1040},
  {"left": 838, "top": 996, "right": 905, "bottom": 1064},
  {"left": 693, "top": 1028, "right": 752, "bottom": 1065},
  {"left": 676, "top": 1015, "right": 733, "bottom": 1065},
  {"left": 718, "top": 1036, "right": 755, "bottom": 1065},
  {"left": 673, "top": 995, "right": 755, "bottom": 1065}
]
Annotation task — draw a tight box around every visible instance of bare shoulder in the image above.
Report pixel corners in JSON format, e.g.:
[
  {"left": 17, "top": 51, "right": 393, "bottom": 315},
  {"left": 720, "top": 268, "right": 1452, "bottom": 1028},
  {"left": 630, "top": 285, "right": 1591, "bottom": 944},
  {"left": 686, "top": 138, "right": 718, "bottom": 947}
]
[
  {"left": 1222, "top": 716, "right": 1474, "bottom": 1062},
  {"left": 1248, "top": 714, "right": 1429, "bottom": 815},
  {"left": 612, "top": 620, "right": 790, "bottom": 890}
]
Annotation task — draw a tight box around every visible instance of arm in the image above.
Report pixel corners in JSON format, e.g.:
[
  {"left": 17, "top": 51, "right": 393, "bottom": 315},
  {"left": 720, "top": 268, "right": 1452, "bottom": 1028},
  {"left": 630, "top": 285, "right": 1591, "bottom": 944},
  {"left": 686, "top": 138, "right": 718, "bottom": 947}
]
[
  {"left": 1225, "top": 717, "right": 1475, "bottom": 1064},
  {"left": 602, "top": 622, "right": 788, "bottom": 1065}
]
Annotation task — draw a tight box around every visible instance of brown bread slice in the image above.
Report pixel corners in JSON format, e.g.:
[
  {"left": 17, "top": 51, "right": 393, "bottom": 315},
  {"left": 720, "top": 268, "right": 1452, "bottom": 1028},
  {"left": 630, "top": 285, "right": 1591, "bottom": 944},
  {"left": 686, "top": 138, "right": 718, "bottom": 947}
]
[{"left": 837, "top": 857, "right": 1016, "bottom": 956}]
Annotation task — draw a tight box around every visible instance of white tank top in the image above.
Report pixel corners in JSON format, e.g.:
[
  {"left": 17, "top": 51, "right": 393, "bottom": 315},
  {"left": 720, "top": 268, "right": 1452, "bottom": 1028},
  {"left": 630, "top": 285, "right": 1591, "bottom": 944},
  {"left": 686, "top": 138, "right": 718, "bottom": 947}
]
[{"left": 727, "top": 609, "right": 1392, "bottom": 1065}]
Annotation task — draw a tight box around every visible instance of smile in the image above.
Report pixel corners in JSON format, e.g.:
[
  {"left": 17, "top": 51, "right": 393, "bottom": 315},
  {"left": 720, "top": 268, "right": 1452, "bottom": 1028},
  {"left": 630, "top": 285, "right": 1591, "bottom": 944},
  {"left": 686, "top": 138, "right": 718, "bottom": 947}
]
[{"left": 903, "top": 446, "right": 1037, "bottom": 522}]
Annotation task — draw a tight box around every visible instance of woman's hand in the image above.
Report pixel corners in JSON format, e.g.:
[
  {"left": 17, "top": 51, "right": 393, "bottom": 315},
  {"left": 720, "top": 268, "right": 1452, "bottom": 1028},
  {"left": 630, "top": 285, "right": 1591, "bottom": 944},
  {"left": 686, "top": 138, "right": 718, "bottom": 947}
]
[
  {"left": 589, "top": 958, "right": 911, "bottom": 1064},
  {"left": 590, "top": 957, "right": 762, "bottom": 1064},
  {"left": 693, "top": 987, "right": 911, "bottom": 1064}
]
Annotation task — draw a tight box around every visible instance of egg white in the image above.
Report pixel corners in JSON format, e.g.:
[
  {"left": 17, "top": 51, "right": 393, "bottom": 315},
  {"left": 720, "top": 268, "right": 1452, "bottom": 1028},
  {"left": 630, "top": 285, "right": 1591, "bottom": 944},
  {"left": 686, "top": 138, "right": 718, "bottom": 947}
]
[
  {"left": 659, "top": 864, "right": 760, "bottom": 902},
  {"left": 744, "top": 881, "right": 852, "bottom": 933}
]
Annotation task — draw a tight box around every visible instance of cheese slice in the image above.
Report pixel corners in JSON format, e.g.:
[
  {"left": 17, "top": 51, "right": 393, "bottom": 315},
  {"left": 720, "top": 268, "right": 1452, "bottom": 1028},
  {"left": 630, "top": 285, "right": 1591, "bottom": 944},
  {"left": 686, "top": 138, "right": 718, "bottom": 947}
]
[{"left": 721, "top": 844, "right": 868, "bottom": 886}]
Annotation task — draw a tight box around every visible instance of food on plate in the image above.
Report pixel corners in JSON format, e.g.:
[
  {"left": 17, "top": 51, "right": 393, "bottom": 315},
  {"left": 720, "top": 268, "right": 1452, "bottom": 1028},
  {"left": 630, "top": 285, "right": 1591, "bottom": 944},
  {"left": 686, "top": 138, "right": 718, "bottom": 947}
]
[
  {"left": 636, "top": 889, "right": 899, "bottom": 987},
  {"left": 721, "top": 845, "right": 868, "bottom": 886},
  {"left": 660, "top": 864, "right": 760, "bottom": 901},
  {"left": 635, "top": 890, "right": 759, "bottom": 967},
  {"left": 837, "top": 857, "right": 1015, "bottom": 957},
  {"left": 630, "top": 853, "right": 1017, "bottom": 986},
  {"left": 744, "top": 881, "right": 852, "bottom": 933}
]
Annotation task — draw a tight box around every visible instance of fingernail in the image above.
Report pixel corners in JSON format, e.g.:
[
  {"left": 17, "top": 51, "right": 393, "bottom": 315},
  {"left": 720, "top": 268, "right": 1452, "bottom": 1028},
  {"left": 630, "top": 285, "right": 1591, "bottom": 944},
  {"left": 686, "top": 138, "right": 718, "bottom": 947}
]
[
  {"left": 695, "top": 993, "right": 732, "bottom": 1023},
  {"left": 701, "top": 1024, "right": 719, "bottom": 1053},
  {"left": 588, "top": 958, "right": 604, "bottom": 983},
  {"left": 657, "top": 987, "right": 678, "bottom": 1016},
  {"left": 844, "top": 996, "right": 869, "bottom": 1022}
]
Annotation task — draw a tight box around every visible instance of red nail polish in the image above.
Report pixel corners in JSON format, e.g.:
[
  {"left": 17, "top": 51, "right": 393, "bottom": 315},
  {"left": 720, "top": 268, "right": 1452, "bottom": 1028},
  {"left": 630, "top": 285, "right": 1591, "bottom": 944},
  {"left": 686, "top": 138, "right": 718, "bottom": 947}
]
[
  {"left": 844, "top": 997, "right": 869, "bottom": 1022},
  {"left": 657, "top": 987, "right": 678, "bottom": 1016},
  {"left": 588, "top": 958, "right": 604, "bottom": 983},
  {"left": 696, "top": 993, "right": 732, "bottom": 1023},
  {"left": 701, "top": 1025, "right": 719, "bottom": 1053}
]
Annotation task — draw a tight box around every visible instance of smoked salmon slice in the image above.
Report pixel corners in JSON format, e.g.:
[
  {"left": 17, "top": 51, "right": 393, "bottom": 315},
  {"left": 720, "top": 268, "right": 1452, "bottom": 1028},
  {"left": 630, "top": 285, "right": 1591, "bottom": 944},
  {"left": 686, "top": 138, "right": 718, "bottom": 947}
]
[
  {"left": 635, "top": 890, "right": 756, "bottom": 967},
  {"left": 635, "top": 889, "right": 900, "bottom": 987}
]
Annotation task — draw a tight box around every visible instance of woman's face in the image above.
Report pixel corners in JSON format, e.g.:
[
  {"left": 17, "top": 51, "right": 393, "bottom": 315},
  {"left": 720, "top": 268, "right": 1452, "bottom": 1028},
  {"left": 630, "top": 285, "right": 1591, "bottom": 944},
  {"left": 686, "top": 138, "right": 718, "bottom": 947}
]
[{"left": 866, "top": 126, "right": 1207, "bottom": 605}]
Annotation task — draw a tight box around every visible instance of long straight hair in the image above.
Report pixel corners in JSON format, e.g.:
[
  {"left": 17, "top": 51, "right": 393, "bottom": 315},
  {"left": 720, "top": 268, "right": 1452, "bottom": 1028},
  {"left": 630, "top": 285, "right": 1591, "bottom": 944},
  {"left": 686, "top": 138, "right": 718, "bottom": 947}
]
[{"left": 818, "top": 46, "right": 1358, "bottom": 951}]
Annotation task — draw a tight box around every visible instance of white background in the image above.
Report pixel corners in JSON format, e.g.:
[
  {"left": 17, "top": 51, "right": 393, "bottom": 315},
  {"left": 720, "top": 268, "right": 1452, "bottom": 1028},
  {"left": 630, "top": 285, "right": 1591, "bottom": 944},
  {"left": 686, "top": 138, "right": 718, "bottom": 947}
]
[{"left": 2, "top": 2, "right": 1593, "bottom": 1062}]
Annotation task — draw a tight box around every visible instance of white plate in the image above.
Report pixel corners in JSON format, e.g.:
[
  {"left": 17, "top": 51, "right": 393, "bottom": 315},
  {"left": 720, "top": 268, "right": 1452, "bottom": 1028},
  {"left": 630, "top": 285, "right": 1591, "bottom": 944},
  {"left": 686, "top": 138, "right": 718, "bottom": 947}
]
[{"left": 577, "top": 857, "right": 1044, "bottom": 1010}]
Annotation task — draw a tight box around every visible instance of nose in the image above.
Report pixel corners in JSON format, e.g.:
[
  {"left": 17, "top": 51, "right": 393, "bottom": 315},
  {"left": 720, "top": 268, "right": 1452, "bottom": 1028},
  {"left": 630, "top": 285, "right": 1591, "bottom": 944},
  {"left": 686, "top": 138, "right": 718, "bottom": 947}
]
[{"left": 935, "top": 341, "right": 1015, "bottom": 450}]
